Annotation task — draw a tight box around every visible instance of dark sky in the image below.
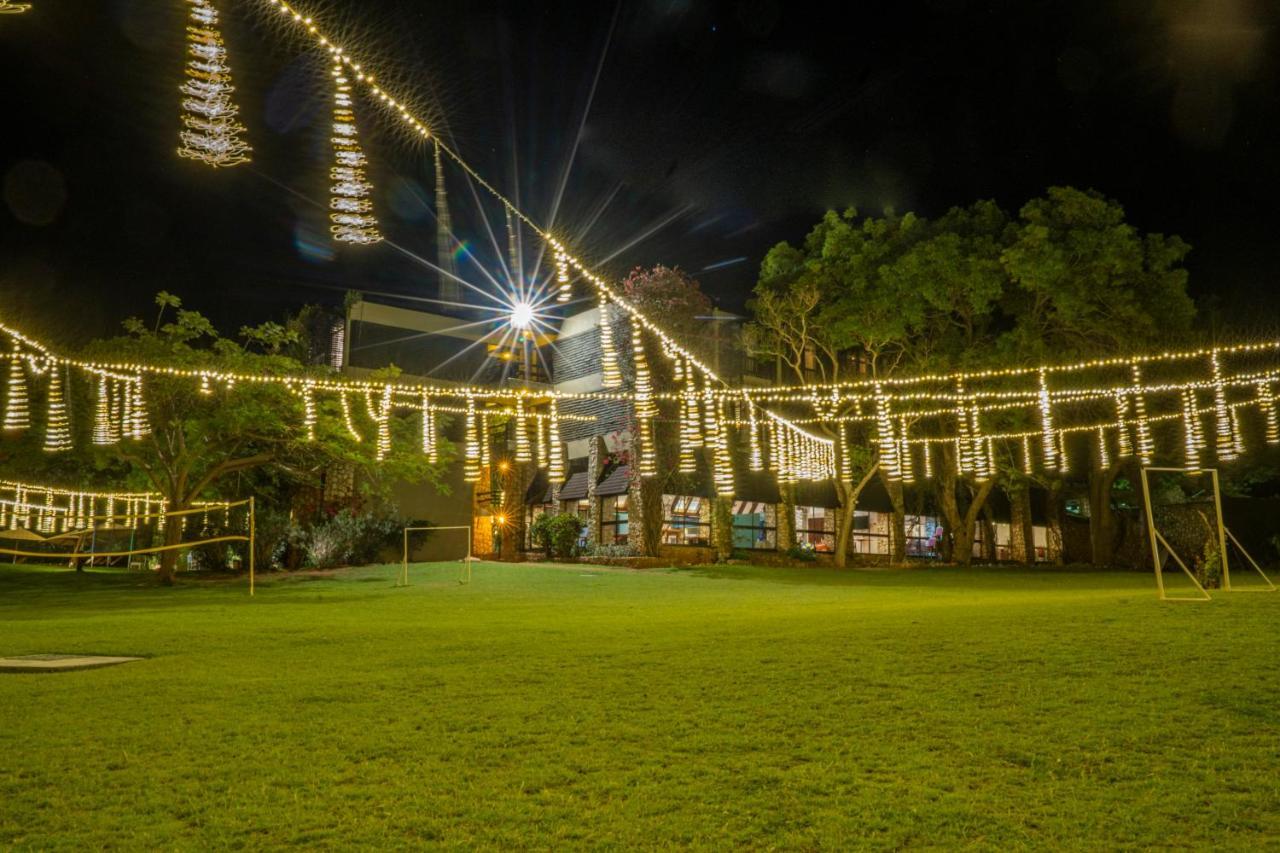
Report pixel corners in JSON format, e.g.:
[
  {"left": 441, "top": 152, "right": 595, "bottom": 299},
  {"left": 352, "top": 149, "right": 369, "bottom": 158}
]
[{"left": 2, "top": 0, "right": 1279, "bottom": 347}]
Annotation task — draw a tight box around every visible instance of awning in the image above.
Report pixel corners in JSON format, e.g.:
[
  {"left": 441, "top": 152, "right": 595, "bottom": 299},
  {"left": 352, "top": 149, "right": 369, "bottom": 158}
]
[
  {"left": 596, "top": 465, "right": 630, "bottom": 497},
  {"left": 557, "top": 471, "right": 589, "bottom": 502}
]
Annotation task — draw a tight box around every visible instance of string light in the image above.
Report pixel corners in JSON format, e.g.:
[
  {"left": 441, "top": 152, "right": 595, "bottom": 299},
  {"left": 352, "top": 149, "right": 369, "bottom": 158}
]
[
  {"left": 1037, "top": 369, "right": 1057, "bottom": 472},
  {"left": 478, "top": 413, "right": 490, "bottom": 467},
  {"left": 598, "top": 301, "right": 622, "bottom": 390},
  {"left": 43, "top": 365, "right": 71, "bottom": 453},
  {"left": 636, "top": 414, "right": 656, "bottom": 478},
  {"left": 126, "top": 377, "right": 149, "bottom": 439},
  {"left": 709, "top": 399, "right": 735, "bottom": 496},
  {"left": 534, "top": 406, "right": 546, "bottom": 469},
  {"left": 1211, "top": 351, "right": 1238, "bottom": 461},
  {"left": 551, "top": 239, "right": 571, "bottom": 303},
  {"left": 374, "top": 384, "right": 391, "bottom": 460},
  {"left": 0, "top": 2, "right": 33, "bottom": 14},
  {"left": 1259, "top": 381, "right": 1279, "bottom": 445},
  {"left": 899, "top": 417, "right": 915, "bottom": 484},
  {"left": 1182, "top": 388, "right": 1204, "bottom": 468},
  {"left": 301, "top": 383, "right": 317, "bottom": 441},
  {"left": 546, "top": 399, "right": 564, "bottom": 482},
  {"left": 514, "top": 397, "right": 531, "bottom": 462},
  {"left": 433, "top": 140, "right": 457, "bottom": 293},
  {"left": 1130, "top": 363, "right": 1153, "bottom": 466},
  {"left": 340, "top": 392, "right": 362, "bottom": 442},
  {"left": 1114, "top": 392, "right": 1133, "bottom": 458},
  {"left": 873, "top": 385, "right": 901, "bottom": 481},
  {"left": 329, "top": 64, "right": 382, "bottom": 244},
  {"left": 463, "top": 397, "right": 480, "bottom": 483},
  {"left": 632, "top": 326, "right": 655, "bottom": 419},
  {"left": 1096, "top": 426, "right": 1110, "bottom": 470},
  {"left": 420, "top": 392, "right": 437, "bottom": 463},
  {"left": 177, "top": 0, "right": 251, "bottom": 168},
  {"left": 748, "top": 399, "right": 765, "bottom": 473},
  {"left": 4, "top": 348, "right": 29, "bottom": 432}
]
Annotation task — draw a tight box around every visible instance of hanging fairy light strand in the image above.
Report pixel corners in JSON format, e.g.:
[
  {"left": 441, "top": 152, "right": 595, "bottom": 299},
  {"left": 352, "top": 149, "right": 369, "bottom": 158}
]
[
  {"left": 4, "top": 347, "right": 29, "bottom": 433},
  {"left": 42, "top": 365, "right": 71, "bottom": 453},
  {"left": 328, "top": 64, "right": 382, "bottom": 244},
  {"left": 177, "top": 0, "right": 251, "bottom": 168},
  {"left": 597, "top": 293, "right": 622, "bottom": 389}
]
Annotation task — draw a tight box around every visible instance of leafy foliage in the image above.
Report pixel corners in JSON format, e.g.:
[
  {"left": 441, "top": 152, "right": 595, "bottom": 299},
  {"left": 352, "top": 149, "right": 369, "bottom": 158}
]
[{"left": 530, "top": 512, "right": 584, "bottom": 559}]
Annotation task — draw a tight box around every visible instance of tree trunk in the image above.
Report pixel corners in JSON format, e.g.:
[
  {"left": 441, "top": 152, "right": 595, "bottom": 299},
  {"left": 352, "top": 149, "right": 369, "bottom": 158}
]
[
  {"left": 833, "top": 464, "right": 880, "bottom": 569},
  {"left": 712, "top": 495, "right": 734, "bottom": 562},
  {"left": 1044, "top": 479, "right": 1065, "bottom": 566},
  {"left": 1008, "top": 485, "right": 1035, "bottom": 565},
  {"left": 877, "top": 468, "right": 907, "bottom": 563},
  {"left": 936, "top": 446, "right": 961, "bottom": 562},
  {"left": 980, "top": 503, "right": 997, "bottom": 562},
  {"left": 157, "top": 503, "right": 186, "bottom": 585},
  {"left": 639, "top": 477, "right": 664, "bottom": 557},
  {"left": 1087, "top": 461, "right": 1124, "bottom": 567},
  {"left": 777, "top": 483, "right": 796, "bottom": 551},
  {"left": 935, "top": 449, "right": 996, "bottom": 568}
]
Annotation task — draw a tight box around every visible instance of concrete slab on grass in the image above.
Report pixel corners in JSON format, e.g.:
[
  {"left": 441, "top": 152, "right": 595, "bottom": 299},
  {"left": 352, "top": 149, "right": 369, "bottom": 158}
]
[{"left": 0, "top": 654, "right": 143, "bottom": 673}]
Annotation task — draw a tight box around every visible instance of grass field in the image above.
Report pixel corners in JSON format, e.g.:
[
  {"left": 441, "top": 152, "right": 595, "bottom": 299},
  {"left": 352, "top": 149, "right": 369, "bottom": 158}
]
[{"left": 2, "top": 560, "right": 1279, "bottom": 849}]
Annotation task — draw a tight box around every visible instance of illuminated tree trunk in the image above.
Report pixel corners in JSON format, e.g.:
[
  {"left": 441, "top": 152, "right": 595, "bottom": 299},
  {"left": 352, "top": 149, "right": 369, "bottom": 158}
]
[
  {"left": 1087, "top": 460, "right": 1124, "bottom": 567},
  {"left": 936, "top": 444, "right": 995, "bottom": 567},
  {"left": 1008, "top": 485, "right": 1035, "bottom": 565},
  {"left": 878, "top": 468, "right": 907, "bottom": 563},
  {"left": 712, "top": 495, "right": 733, "bottom": 562},
  {"left": 833, "top": 464, "right": 880, "bottom": 569},
  {"left": 157, "top": 501, "right": 187, "bottom": 585},
  {"left": 1044, "top": 479, "right": 1065, "bottom": 565},
  {"left": 777, "top": 483, "right": 796, "bottom": 550}
]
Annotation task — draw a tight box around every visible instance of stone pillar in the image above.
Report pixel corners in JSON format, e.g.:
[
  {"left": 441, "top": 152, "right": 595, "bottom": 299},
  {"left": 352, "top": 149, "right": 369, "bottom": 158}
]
[
  {"left": 627, "top": 473, "right": 647, "bottom": 553},
  {"left": 585, "top": 436, "right": 603, "bottom": 547}
]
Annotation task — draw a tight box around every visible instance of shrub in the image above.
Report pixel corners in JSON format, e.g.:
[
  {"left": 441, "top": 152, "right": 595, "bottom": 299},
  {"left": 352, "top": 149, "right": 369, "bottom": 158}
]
[
  {"left": 251, "top": 507, "right": 296, "bottom": 571},
  {"left": 1197, "top": 538, "right": 1223, "bottom": 590},
  {"left": 786, "top": 543, "right": 817, "bottom": 562},
  {"left": 303, "top": 508, "right": 403, "bottom": 569},
  {"left": 530, "top": 512, "right": 584, "bottom": 560},
  {"left": 583, "top": 542, "right": 638, "bottom": 559}
]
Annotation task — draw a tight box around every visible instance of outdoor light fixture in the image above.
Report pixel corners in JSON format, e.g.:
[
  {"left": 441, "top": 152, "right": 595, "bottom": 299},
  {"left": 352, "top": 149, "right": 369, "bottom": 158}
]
[{"left": 510, "top": 301, "right": 534, "bottom": 330}]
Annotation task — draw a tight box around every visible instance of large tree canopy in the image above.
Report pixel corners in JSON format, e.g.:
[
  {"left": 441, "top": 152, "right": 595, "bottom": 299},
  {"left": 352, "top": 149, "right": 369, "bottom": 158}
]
[
  {"left": 748, "top": 186, "right": 1196, "bottom": 566},
  {"left": 19, "top": 293, "right": 455, "bottom": 582}
]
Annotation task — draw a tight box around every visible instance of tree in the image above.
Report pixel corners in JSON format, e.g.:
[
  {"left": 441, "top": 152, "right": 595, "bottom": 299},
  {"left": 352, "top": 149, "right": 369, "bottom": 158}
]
[
  {"left": 749, "top": 188, "right": 1194, "bottom": 568},
  {"left": 78, "top": 293, "right": 452, "bottom": 584},
  {"left": 619, "top": 266, "right": 716, "bottom": 556},
  {"left": 749, "top": 202, "right": 1008, "bottom": 566},
  {"left": 1001, "top": 187, "right": 1195, "bottom": 566}
]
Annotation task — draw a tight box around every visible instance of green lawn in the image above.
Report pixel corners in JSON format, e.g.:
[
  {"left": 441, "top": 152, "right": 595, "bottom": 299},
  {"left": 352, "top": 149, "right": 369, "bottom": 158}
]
[{"left": 2, "top": 561, "right": 1279, "bottom": 849}]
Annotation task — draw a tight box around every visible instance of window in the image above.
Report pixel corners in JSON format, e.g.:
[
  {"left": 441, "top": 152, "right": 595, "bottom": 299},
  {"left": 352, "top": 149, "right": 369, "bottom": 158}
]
[
  {"left": 795, "top": 506, "right": 835, "bottom": 552},
  {"left": 525, "top": 503, "right": 555, "bottom": 549},
  {"left": 732, "top": 501, "right": 776, "bottom": 549},
  {"left": 662, "top": 495, "right": 711, "bottom": 546},
  {"left": 561, "top": 499, "right": 593, "bottom": 547},
  {"left": 600, "top": 494, "right": 629, "bottom": 545}
]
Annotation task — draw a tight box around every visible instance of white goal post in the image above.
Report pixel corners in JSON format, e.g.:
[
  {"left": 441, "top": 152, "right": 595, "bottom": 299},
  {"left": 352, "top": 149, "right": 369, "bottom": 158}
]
[{"left": 400, "top": 525, "right": 474, "bottom": 586}]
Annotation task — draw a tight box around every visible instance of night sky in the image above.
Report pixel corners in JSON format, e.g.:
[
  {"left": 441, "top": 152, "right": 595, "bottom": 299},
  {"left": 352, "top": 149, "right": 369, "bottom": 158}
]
[{"left": 2, "top": 1, "right": 1279, "bottom": 347}]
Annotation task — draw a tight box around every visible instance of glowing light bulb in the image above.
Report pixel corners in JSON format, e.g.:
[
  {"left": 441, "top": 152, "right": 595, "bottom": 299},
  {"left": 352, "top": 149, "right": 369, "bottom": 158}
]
[{"left": 510, "top": 301, "right": 534, "bottom": 329}]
